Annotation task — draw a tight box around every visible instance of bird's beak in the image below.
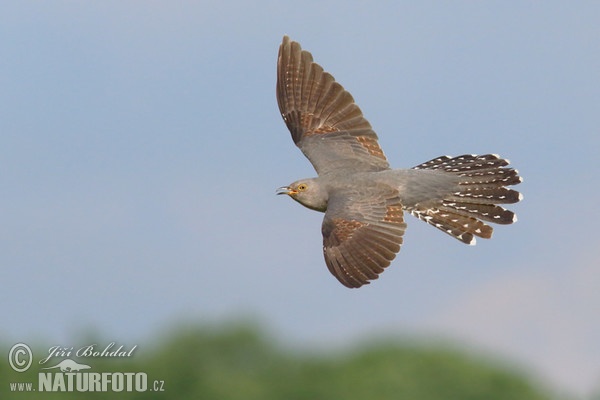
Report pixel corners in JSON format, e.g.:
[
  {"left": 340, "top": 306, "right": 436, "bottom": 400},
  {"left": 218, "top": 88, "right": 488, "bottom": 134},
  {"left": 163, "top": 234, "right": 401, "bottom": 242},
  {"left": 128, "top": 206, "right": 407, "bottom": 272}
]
[{"left": 276, "top": 186, "right": 296, "bottom": 195}]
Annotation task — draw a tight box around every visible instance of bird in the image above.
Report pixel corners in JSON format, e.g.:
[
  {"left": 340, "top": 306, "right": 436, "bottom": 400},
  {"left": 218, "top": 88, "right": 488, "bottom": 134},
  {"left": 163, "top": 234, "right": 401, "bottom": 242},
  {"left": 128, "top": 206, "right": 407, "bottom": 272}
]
[{"left": 275, "top": 35, "right": 522, "bottom": 288}]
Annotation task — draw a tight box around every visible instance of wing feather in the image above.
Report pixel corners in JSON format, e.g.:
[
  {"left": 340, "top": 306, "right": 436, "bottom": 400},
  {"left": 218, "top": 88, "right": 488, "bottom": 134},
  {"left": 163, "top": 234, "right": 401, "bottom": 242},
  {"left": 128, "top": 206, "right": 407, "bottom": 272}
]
[
  {"left": 321, "top": 189, "right": 406, "bottom": 288},
  {"left": 277, "top": 35, "right": 390, "bottom": 175}
]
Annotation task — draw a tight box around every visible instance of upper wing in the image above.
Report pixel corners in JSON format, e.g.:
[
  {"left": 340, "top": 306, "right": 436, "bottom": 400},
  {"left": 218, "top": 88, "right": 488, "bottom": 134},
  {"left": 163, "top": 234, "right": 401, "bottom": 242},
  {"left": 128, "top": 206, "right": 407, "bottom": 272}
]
[
  {"left": 277, "top": 35, "right": 390, "bottom": 175},
  {"left": 321, "top": 186, "right": 406, "bottom": 288}
]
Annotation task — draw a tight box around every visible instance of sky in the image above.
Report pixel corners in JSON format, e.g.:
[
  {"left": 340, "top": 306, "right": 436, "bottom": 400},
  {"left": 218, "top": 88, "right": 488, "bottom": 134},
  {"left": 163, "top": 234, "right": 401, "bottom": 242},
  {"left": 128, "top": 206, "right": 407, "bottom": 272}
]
[{"left": 1, "top": 1, "right": 599, "bottom": 397}]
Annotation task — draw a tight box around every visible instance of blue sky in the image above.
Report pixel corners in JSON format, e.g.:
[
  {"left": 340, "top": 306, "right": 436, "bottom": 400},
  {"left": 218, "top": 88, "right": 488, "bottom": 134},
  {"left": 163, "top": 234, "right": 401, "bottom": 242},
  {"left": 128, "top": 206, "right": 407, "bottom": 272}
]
[{"left": 2, "top": 1, "right": 599, "bottom": 396}]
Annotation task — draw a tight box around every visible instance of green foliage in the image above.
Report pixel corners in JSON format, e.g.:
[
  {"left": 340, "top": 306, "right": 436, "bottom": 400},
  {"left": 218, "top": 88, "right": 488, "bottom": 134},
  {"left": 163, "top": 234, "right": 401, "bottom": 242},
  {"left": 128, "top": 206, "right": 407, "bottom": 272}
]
[{"left": 2, "top": 321, "right": 558, "bottom": 399}]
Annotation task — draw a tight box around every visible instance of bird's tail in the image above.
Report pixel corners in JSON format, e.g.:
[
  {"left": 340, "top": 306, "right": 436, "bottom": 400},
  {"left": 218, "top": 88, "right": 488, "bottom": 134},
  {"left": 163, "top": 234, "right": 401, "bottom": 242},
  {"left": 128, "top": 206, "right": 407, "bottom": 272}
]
[{"left": 410, "top": 154, "right": 522, "bottom": 245}]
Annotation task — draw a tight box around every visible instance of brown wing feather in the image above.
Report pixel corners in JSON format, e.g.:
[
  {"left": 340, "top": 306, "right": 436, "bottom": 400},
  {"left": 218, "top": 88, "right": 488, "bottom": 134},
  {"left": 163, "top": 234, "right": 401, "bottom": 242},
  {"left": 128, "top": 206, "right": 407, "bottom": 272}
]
[
  {"left": 277, "top": 35, "right": 389, "bottom": 175},
  {"left": 322, "top": 191, "right": 406, "bottom": 288}
]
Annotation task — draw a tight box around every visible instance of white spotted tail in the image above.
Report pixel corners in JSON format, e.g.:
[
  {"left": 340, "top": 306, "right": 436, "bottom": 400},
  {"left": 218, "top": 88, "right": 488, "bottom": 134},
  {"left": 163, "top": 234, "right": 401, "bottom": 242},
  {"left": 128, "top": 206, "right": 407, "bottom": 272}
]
[{"left": 410, "top": 154, "right": 522, "bottom": 245}]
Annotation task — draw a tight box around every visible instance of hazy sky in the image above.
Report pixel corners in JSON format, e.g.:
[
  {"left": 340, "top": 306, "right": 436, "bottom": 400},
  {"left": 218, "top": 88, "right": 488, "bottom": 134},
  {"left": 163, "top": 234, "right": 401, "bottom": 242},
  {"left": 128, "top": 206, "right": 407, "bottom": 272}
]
[{"left": 2, "top": 1, "right": 599, "bottom": 397}]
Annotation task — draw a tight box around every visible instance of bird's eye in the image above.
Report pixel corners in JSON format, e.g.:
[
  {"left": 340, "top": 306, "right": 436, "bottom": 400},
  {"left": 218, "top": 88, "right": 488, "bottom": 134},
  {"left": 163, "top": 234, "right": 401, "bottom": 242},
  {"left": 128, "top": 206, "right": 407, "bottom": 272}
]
[{"left": 297, "top": 184, "right": 308, "bottom": 191}]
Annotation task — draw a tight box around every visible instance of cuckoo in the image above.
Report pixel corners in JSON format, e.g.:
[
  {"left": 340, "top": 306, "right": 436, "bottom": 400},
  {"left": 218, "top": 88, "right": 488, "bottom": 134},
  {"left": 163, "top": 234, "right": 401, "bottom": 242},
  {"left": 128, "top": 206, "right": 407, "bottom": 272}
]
[{"left": 276, "top": 36, "right": 522, "bottom": 288}]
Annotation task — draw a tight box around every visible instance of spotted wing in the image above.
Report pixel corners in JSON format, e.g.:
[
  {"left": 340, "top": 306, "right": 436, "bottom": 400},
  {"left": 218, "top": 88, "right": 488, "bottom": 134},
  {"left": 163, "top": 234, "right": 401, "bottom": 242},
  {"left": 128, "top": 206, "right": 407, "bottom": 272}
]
[
  {"left": 277, "top": 35, "right": 390, "bottom": 175},
  {"left": 321, "top": 186, "right": 406, "bottom": 288}
]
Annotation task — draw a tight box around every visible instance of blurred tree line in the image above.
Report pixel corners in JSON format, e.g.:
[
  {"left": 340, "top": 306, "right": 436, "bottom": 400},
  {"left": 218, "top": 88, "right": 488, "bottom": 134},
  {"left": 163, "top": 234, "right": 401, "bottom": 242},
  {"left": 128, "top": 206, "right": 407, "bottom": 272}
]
[{"left": 2, "top": 321, "right": 569, "bottom": 399}]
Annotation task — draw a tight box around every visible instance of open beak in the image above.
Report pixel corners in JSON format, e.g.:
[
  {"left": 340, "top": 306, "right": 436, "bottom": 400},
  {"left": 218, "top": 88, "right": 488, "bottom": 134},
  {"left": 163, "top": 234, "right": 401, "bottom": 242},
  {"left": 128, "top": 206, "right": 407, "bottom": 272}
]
[{"left": 276, "top": 186, "right": 296, "bottom": 195}]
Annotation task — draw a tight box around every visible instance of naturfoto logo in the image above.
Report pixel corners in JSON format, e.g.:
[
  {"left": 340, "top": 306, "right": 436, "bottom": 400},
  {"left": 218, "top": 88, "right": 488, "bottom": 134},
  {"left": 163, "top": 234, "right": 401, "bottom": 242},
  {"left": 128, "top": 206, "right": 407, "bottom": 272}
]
[
  {"left": 8, "top": 342, "right": 165, "bottom": 393},
  {"left": 41, "top": 359, "right": 91, "bottom": 372}
]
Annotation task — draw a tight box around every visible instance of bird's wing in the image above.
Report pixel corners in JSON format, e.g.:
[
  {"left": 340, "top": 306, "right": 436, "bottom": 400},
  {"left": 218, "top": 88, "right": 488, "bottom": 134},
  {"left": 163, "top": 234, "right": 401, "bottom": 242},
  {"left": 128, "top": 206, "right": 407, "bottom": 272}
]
[
  {"left": 277, "top": 35, "right": 390, "bottom": 175},
  {"left": 321, "top": 186, "right": 406, "bottom": 288}
]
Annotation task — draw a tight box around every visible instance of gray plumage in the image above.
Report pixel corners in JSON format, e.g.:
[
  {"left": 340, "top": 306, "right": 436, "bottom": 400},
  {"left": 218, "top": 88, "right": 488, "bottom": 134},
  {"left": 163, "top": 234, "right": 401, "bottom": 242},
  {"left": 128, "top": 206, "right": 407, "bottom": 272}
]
[{"left": 276, "top": 36, "right": 522, "bottom": 288}]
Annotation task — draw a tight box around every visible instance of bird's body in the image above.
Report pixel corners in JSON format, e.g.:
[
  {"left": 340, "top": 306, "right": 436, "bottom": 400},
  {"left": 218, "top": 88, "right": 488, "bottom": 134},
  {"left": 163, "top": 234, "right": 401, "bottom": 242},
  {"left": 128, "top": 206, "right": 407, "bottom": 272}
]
[
  {"left": 282, "top": 169, "right": 458, "bottom": 212},
  {"left": 276, "top": 36, "right": 522, "bottom": 288}
]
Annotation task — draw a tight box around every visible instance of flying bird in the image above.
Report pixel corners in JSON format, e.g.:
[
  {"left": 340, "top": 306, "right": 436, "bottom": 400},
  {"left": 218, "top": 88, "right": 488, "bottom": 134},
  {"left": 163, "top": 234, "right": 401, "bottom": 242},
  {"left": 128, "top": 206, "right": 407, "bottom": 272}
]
[{"left": 276, "top": 36, "right": 522, "bottom": 288}]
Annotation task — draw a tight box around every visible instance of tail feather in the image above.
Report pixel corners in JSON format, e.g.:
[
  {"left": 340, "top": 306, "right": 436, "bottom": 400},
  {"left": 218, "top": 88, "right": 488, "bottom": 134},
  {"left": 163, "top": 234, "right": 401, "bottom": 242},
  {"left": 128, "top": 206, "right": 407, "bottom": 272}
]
[
  {"left": 413, "top": 154, "right": 508, "bottom": 171},
  {"left": 410, "top": 154, "right": 522, "bottom": 244},
  {"left": 410, "top": 208, "right": 492, "bottom": 245},
  {"left": 414, "top": 154, "right": 522, "bottom": 187},
  {"left": 440, "top": 201, "right": 517, "bottom": 224},
  {"left": 458, "top": 168, "right": 522, "bottom": 187},
  {"left": 446, "top": 187, "right": 522, "bottom": 205}
]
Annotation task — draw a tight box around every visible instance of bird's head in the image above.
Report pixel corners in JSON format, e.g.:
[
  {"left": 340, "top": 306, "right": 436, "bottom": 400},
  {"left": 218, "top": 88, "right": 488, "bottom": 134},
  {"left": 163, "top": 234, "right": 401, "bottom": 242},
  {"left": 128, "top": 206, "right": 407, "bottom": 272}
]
[{"left": 276, "top": 178, "right": 328, "bottom": 212}]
